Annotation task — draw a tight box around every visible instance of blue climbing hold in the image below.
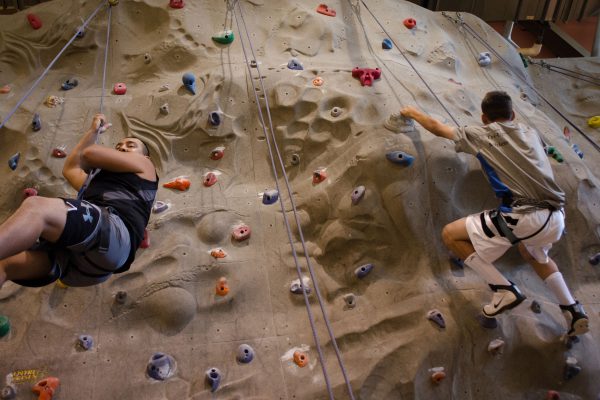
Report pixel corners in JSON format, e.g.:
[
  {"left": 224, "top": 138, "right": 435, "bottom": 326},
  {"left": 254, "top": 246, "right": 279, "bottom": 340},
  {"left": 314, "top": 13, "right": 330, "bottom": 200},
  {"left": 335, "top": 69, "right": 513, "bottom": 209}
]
[
  {"left": 572, "top": 143, "right": 583, "bottom": 159},
  {"left": 61, "top": 79, "right": 78, "bottom": 91},
  {"left": 147, "top": 352, "right": 176, "bottom": 380},
  {"left": 427, "top": 309, "right": 446, "bottom": 328},
  {"left": 208, "top": 111, "right": 221, "bottom": 126},
  {"left": 354, "top": 263, "right": 373, "bottom": 279},
  {"left": 32, "top": 113, "right": 41, "bottom": 131},
  {"left": 382, "top": 38, "right": 393, "bottom": 50},
  {"left": 77, "top": 334, "right": 94, "bottom": 350},
  {"left": 205, "top": 368, "right": 221, "bottom": 392},
  {"left": 262, "top": 189, "right": 279, "bottom": 205},
  {"left": 8, "top": 153, "right": 19, "bottom": 171},
  {"left": 182, "top": 72, "right": 196, "bottom": 95},
  {"left": 351, "top": 185, "right": 365, "bottom": 205},
  {"left": 287, "top": 58, "right": 303, "bottom": 70},
  {"left": 478, "top": 52, "right": 492, "bottom": 67},
  {"left": 386, "top": 151, "right": 414, "bottom": 166},
  {"left": 236, "top": 344, "right": 255, "bottom": 364}
]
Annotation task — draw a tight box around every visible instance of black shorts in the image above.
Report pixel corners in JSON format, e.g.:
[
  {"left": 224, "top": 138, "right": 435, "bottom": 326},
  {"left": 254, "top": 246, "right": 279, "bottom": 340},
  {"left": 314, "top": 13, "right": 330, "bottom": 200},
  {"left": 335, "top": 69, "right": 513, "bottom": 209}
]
[{"left": 12, "top": 199, "right": 131, "bottom": 288}]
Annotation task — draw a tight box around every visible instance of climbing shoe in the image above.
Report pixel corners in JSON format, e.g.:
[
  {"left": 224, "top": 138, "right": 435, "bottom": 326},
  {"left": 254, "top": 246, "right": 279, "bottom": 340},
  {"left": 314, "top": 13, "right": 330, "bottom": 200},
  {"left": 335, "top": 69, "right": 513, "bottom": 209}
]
[
  {"left": 560, "top": 301, "right": 589, "bottom": 336},
  {"left": 482, "top": 281, "right": 526, "bottom": 317}
]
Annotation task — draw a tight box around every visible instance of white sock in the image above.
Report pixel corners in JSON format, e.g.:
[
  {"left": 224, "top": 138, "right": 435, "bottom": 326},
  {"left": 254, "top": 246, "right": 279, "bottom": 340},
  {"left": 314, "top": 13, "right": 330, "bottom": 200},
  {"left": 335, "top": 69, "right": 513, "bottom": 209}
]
[
  {"left": 544, "top": 272, "right": 575, "bottom": 306},
  {"left": 464, "top": 253, "right": 511, "bottom": 286}
]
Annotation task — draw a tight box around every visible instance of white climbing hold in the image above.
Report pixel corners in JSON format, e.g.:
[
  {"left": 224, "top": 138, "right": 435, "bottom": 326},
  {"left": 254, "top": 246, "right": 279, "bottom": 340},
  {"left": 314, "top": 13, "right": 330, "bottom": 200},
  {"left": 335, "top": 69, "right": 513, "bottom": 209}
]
[
  {"left": 478, "top": 52, "right": 492, "bottom": 67},
  {"left": 290, "top": 276, "right": 311, "bottom": 294},
  {"left": 160, "top": 103, "right": 169, "bottom": 115},
  {"left": 385, "top": 113, "right": 415, "bottom": 133},
  {"left": 487, "top": 338, "right": 505, "bottom": 354},
  {"left": 159, "top": 84, "right": 170, "bottom": 92}
]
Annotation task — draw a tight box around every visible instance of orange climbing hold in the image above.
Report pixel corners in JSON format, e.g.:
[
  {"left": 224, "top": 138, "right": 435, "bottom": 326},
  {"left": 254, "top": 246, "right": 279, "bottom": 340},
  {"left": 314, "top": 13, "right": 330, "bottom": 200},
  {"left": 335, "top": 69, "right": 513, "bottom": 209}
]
[
  {"left": 215, "top": 277, "right": 229, "bottom": 296},
  {"left": 312, "top": 77, "right": 324, "bottom": 87},
  {"left": 293, "top": 350, "right": 309, "bottom": 367},
  {"left": 403, "top": 18, "right": 417, "bottom": 29},
  {"left": 312, "top": 168, "right": 327, "bottom": 184},
  {"left": 210, "top": 248, "right": 227, "bottom": 259},
  {"left": 316, "top": 4, "right": 336, "bottom": 17},
  {"left": 163, "top": 177, "right": 190, "bottom": 191},
  {"left": 0, "top": 85, "right": 11, "bottom": 94},
  {"left": 32, "top": 377, "right": 60, "bottom": 400},
  {"left": 431, "top": 370, "right": 446, "bottom": 383}
]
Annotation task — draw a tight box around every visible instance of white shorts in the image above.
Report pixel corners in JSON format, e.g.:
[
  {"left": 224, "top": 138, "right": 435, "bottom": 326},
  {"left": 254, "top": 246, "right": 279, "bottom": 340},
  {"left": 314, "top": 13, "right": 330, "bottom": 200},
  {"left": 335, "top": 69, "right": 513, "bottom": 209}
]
[{"left": 466, "top": 207, "right": 565, "bottom": 264}]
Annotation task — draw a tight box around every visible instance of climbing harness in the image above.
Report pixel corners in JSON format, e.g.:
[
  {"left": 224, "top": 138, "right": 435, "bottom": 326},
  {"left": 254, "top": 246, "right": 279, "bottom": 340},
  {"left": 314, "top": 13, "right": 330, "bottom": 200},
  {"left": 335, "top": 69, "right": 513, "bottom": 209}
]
[
  {"left": 0, "top": 1, "right": 106, "bottom": 130},
  {"left": 528, "top": 60, "right": 600, "bottom": 87},
  {"left": 443, "top": 12, "right": 600, "bottom": 153},
  {"left": 234, "top": 2, "right": 355, "bottom": 399},
  {"left": 486, "top": 207, "right": 554, "bottom": 245}
]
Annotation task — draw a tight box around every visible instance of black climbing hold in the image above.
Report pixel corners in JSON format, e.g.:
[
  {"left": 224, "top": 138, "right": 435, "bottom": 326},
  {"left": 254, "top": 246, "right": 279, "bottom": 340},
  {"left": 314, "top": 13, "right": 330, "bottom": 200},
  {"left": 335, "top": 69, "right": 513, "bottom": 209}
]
[
  {"left": 77, "top": 334, "right": 94, "bottom": 350},
  {"left": 564, "top": 359, "right": 581, "bottom": 380},
  {"left": 386, "top": 151, "right": 414, "bottom": 166},
  {"left": 147, "top": 352, "right": 176, "bottom": 380},
  {"left": 115, "top": 290, "right": 127, "bottom": 304},
  {"left": 262, "top": 189, "right": 279, "bottom": 205},
  {"left": 0, "top": 386, "right": 16, "bottom": 400},
  {"left": 476, "top": 314, "right": 498, "bottom": 329},
  {"left": 382, "top": 38, "right": 393, "bottom": 50},
  {"left": 530, "top": 300, "right": 541, "bottom": 314},
  {"left": 290, "top": 153, "right": 300, "bottom": 166},
  {"left": 589, "top": 252, "right": 600, "bottom": 266},
  {"left": 8, "top": 153, "right": 19, "bottom": 171},
  {"left": 208, "top": 111, "right": 221, "bottom": 126},
  {"left": 354, "top": 263, "right": 373, "bottom": 279},
  {"left": 61, "top": 79, "right": 78, "bottom": 91},
  {"left": 206, "top": 367, "right": 221, "bottom": 392},
  {"left": 250, "top": 60, "right": 257, "bottom": 68},
  {"left": 351, "top": 185, "right": 365, "bottom": 205},
  {"left": 0, "top": 315, "right": 10, "bottom": 338},
  {"left": 32, "top": 113, "right": 41, "bottom": 131},
  {"left": 565, "top": 335, "right": 580, "bottom": 350},
  {"left": 449, "top": 256, "right": 464, "bottom": 269},
  {"left": 287, "top": 58, "right": 303, "bottom": 70},
  {"left": 236, "top": 344, "right": 255, "bottom": 364},
  {"left": 427, "top": 309, "right": 446, "bottom": 328}
]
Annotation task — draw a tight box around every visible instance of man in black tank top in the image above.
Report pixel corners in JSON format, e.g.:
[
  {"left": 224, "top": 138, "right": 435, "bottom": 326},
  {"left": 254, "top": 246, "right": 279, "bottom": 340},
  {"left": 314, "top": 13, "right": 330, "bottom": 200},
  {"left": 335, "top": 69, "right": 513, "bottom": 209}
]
[{"left": 0, "top": 114, "right": 158, "bottom": 289}]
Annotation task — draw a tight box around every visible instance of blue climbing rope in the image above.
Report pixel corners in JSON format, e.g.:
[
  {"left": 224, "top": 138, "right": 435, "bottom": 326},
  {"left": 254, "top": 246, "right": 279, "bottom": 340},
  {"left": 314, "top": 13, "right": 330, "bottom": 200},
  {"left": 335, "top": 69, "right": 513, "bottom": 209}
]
[
  {"left": 0, "top": 1, "right": 107, "bottom": 131},
  {"left": 357, "top": 0, "right": 460, "bottom": 127},
  {"left": 445, "top": 12, "right": 600, "bottom": 153},
  {"left": 234, "top": 2, "right": 356, "bottom": 399}
]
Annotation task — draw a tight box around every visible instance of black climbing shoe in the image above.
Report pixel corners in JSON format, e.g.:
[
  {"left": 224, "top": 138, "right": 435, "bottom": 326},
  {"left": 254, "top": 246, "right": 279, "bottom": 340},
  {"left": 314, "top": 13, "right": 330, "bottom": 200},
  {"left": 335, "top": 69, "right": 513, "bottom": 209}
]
[
  {"left": 560, "top": 301, "right": 589, "bottom": 336},
  {"left": 483, "top": 281, "right": 526, "bottom": 317}
]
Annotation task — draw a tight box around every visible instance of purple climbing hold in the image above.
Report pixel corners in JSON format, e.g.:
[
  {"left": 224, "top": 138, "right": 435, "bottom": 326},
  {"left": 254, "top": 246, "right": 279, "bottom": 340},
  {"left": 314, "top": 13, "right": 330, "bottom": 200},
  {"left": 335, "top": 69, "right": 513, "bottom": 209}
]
[
  {"left": 287, "top": 58, "right": 303, "bottom": 70},
  {"left": 77, "top": 334, "right": 94, "bottom": 351},
  {"left": 32, "top": 113, "right": 41, "bottom": 131},
  {"left": 354, "top": 263, "right": 373, "bottom": 279},
  {"left": 530, "top": 300, "right": 541, "bottom": 314},
  {"left": 208, "top": 111, "right": 221, "bottom": 126},
  {"left": 427, "top": 309, "right": 446, "bottom": 329},
  {"left": 8, "top": 153, "right": 19, "bottom": 171},
  {"left": 589, "top": 252, "right": 600, "bottom": 266},
  {"left": 0, "top": 386, "right": 16, "bottom": 400},
  {"left": 351, "top": 185, "right": 365, "bottom": 205},
  {"left": 206, "top": 368, "right": 221, "bottom": 392},
  {"left": 386, "top": 151, "right": 414, "bottom": 166},
  {"left": 262, "top": 189, "right": 279, "bottom": 205},
  {"left": 382, "top": 38, "right": 393, "bottom": 50},
  {"left": 477, "top": 314, "right": 498, "bottom": 329},
  {"left": 182, "top": 72, "right": 196, "bottom": 95},
  {"left": 61, "top": 79, "right": 78, "bottom": 91},
  {"left": 236, "top": 344, "right": 255, "bottom": 364},
  {"left": 147, "top": 352, "right": 176, "bottom": 380},
  {"left": 152, "top": 201, "right": 169, "bottom": 214}
]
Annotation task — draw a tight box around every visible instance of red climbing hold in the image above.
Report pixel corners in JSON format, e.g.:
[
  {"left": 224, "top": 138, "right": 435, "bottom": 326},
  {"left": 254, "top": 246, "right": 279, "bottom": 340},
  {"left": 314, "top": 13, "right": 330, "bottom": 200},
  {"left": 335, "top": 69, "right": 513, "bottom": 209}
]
[
  {"left": 32, "top": 377, "right": 60, "bottom": 400},
  {"left": 0, "top": 85, "right": 11, "bottom": 94},
  {"left": 140, "top": 229, "right": 150, "bottom": 248},
  {"left": 169, "top": 0, "right": 184, "bottom": 8},
  {"left": 351, "top": 67, "right": 381, "bottom": 87},
  {"left": 546, "top": 390, "right": 560, "bottom": 400},
  {"left": 203, "top": 172, "right": 218, "bottom": 187},
  {"left": 113, "top": 83, "right": 127, "bottom": 95},
  {"left": 27, "top": 13, "right": 42, "bottom": 30},
  {"left": 23, "top": 188, "right": 38, "bottom": 199},
  {"left": 316, "top": 4, "right": 336, "bottom": 17},
  {"left": 232, "top": 224, "right": 251, "bottom": 241},
  {"left": 403, "top": 18, "right": 416, "bottom": 29},
  {"left": 51, "top": 147, "right": 67, "bottom": 158},
  {"left": 210, "top": 146, "right": 225, "bottom": 160},
  {"left": 312, "top": 168, "right": 327, "bottom": 184}
]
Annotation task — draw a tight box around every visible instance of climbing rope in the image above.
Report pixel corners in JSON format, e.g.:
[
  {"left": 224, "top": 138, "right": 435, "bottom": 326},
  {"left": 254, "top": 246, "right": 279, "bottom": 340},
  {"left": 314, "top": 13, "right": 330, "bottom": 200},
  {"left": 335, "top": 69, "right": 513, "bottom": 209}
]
[
  {"left": 444, "top": 12, "right": 600, "bottom": 153},
  {"left": 357, "top": 0, "right": 460, "bottom": 127},
  {"left": 528, "top": 60, "right": 600, "bottom": 87},
  {"left": 0, "top": 1, "right": 106, "bottom": 130},
  {"left": 234, "top": 2, "right": 356, "bottom": 399}
]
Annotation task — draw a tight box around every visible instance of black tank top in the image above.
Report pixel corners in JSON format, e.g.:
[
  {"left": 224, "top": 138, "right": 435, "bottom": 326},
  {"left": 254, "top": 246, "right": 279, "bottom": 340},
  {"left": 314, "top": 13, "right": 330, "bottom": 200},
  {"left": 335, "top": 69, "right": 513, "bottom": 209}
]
[{"left": 82, "top": 169, "right": 158, "bottom": 271}]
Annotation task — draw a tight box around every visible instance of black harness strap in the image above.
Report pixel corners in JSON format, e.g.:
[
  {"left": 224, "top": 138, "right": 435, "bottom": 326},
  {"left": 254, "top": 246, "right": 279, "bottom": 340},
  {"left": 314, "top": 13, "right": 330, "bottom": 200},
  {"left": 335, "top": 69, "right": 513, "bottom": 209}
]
[{"left": 488, "top": 208, "right": 554, "bottom": 245}]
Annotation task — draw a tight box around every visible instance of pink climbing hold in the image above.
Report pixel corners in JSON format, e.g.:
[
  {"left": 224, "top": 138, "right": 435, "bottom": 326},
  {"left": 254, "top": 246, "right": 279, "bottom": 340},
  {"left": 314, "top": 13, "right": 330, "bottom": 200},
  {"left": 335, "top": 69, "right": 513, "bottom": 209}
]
[
  {"left": 203, "top": 172, "right": 218, "bottom": 187},
  {"left": 403, "top": 18, "right": 416, "bottom": 29},
  {"left": 232, "top": 224, "right": 251, "bottom": 241},
  {"left": 352, "top": 67, "right": 381, "bottom": 87},
  {"left": 140, "top": 229, "right": 150, "bottom": 248},
  {"left": 23, "top": 188, "right": 38, "bottom": 199},
  {"left": 316, "top": 4, "right": 336, "bottom": 17},
  {"left": 169, "top": 0, "right": 184, "bottom": 8},
  {"left": 113, "top": 83, "right": 127, "bottom": 95},
  {"left": 27, "top": 13, "right": 42, "bottom": 30}
]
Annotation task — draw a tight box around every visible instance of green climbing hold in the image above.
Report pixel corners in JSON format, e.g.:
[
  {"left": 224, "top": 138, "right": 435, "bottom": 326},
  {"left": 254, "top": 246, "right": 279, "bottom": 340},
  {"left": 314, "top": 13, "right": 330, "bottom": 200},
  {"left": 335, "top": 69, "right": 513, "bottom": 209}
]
[
  {"left": 0, "top": 315, "right": 10, "bottom": 338},
  {"left": 519, "top": 53, "right": 528, "bottom": 68},
  {"left": 212, "top": 30, "right": 234, "bottom": 45}
]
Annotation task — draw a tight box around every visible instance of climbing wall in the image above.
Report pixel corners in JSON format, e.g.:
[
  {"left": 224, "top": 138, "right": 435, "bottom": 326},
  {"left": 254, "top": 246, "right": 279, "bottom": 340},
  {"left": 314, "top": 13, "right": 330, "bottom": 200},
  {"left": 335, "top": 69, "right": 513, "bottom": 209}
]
[{"left": 1, "top": 0, "right": 599, "bottom": 399}]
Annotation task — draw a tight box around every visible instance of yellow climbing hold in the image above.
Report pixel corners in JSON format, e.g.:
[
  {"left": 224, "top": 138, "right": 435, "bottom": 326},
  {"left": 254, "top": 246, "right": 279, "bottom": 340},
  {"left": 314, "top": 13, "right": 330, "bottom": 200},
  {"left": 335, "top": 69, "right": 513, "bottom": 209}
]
[
  {"left": 108, "top": 0, "right": 119, "bottom": 5},
  {"left": 588, "top": 116, "right": 600, "bottom": 128},
  {"left": 55, "top": 279, "right": 68, "bottom": 288}
]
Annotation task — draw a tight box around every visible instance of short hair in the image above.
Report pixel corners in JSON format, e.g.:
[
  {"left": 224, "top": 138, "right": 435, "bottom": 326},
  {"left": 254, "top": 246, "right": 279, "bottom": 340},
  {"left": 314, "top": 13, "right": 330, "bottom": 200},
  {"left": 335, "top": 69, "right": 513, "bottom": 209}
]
[
  {"left": 481, "top": 91, "right": 513, "bottom": 122},
  {"left": 126, "top": 136, "right": 150, "bottom": 156}
]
